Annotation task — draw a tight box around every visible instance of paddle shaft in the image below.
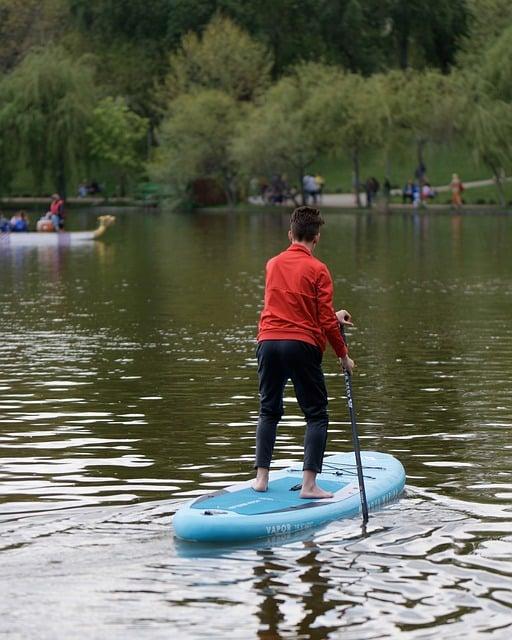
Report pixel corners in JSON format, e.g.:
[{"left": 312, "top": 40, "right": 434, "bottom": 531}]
[{"left": 340, "top": 324, "right": 369, "bottom": 524}]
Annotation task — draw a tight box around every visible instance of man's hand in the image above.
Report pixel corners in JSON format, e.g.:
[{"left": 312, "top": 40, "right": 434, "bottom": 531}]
[
  {"left": 336, "top": 309, "right": 353, "bottom": 326},
  {"left": 340, "top": 355, "right": 355, "bottom": 375}
]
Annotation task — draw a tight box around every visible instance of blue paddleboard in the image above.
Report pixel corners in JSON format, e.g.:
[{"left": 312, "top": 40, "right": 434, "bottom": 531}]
[{"left": 173, "top": 451, "right": 405, "bottom": 543}]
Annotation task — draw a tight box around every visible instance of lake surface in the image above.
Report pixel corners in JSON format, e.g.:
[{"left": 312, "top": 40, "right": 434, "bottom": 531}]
[{"left": 1, "top": 208, "right": 511, "bottom": 639}]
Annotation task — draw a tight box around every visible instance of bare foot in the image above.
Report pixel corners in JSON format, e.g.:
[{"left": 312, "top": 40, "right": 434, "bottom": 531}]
[
  {"left": 252, "top": 468, "right": 269, "bottom": 492},
  {"left": 252, "top": 478, "right": 268, "bottom": 492},
  {"left": 300, "top": 485, "right": 333, "bottom": 499}
]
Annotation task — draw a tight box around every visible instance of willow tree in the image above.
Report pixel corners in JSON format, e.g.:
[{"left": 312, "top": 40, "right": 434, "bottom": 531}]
[
  {"left": 374, "top": 70, "right": 463, "bottom": 178},
  {"left": 150, "top": 89, "right": 242, "bottom": 206},
  {"left": 479, "top": 23, "right": 512, "bottom": 103},
  {"left": 233, "top": 63, "right": 337, "bottom": 204},
  {"left": 0, "top": 44, "right": 96, "bottom": 196},
  {"left": 460, "top": 70, "right": 512, "bottom": 206},
  {"left": 315, "top": 71, "right": 387, "bottom": 207}
]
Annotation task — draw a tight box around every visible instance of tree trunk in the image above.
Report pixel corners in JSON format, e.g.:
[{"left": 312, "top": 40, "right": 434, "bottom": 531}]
[
  {"left": 383, "top": 153, "right": 392, "bottom": 212},
  {"left": 490, "top": 165, "right": 506, "bottom": 207},
  {"left": 119, "top": 172, "right": 127, "bottom": 198},
  {"left": 223, "top": 175, "right": 237, "bottom": 208},
  {"left": 352, "top": 150, "right": 361, "bottom": 208},
  {"left": 299, "top": 167, "right": 306, "bottom": 205},
  {"left": 417, "top": 140, "right": 426, "bottom": 170},
  {"left": 398, "top": 30, "right": 409, "bottom": 69}
]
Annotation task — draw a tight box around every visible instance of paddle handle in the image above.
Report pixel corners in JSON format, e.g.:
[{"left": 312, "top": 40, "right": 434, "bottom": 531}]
[{"left": 340, "top": 324, "right": 369, "bottom": 525}]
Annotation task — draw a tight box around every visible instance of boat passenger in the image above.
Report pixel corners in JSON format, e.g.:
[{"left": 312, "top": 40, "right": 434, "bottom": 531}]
[
  {"left": 9, "top": 211, "right": 29, "bottom": 232},
  {"left": 50, "top": 193, "right": 65, "bottom": 229},
  {"left": 0, "top": 214, "right": 10, "bottom": 232},
  {"left": 36, "top": 212, "right": 55, "bottom": 232}
]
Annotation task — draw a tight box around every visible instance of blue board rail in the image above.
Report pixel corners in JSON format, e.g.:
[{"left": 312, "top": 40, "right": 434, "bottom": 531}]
[{"left": 173, "top": 451, "right": 405, "bottom": 543}]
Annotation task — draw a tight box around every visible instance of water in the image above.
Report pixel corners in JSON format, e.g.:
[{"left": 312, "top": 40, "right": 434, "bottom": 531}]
[{"left": 1, "top": 209, "right": 511, "bottom": 639}]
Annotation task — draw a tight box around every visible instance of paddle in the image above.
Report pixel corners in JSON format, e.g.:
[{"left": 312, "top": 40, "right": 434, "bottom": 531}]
[{"left": 340, "top": 322, "right": 369, "bottom": 525}]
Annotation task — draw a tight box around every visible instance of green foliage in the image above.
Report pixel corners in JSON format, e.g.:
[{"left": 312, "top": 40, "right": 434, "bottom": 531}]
[
  {"left": 0, "top": 0, "right": 67, "bottom": 72},
  {"left": 479, "top": 23, "right": 512, "bottom": 102},
  {"left": 165, "top": 15, "right": 272, "bottom": 102},
  {"left": 150, "top": 90, "right": 242, "bottom": 205},
  {"left": 378, "top": 70, "right": 463, "bottom": 150},
  {"left": 0, "top": 44, "right": 96, "bottom": 195},
  {"left": 459, "top": 0, "right": 512, "bottom": 66},
  {"left": 233, "top": 63, "right": 338, "bottom": 190},
  {"left": 87, "top": 97, "right": 149, "bottom": 193},
  {"left": 390, "top": 1, "right": 471, "bottom": 71}
]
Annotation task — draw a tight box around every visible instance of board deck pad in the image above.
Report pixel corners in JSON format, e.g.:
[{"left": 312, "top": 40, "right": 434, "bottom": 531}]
[
  {"left": 192, "top": 477, "right": 349, "bottom": 515},
  {"left": 173, "top": 451, "right": 406, "bottom": 543}
]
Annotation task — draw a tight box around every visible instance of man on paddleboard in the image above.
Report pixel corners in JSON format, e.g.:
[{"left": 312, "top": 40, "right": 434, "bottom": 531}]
[{"left": 254, "top": 206, "right": 355, "bottom": 499}]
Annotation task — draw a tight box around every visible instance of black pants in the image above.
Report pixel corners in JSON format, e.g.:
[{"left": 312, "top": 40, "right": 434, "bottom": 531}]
[{"left": 255, "top": 340, "right": 328, "bottom": 473}]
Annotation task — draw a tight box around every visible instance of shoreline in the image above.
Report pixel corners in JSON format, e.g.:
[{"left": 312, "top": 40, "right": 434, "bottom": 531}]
[
  {"left": 0, "top": 196, "right": 154, "bottom": 209},
  {"left": 196, "top": 202, "right": 512, "bottom": 215}
]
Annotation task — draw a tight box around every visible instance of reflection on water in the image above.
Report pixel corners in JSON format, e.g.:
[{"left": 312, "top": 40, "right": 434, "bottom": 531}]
[{"left": 1, "top": 209, "right": 512, "bottom": 638}]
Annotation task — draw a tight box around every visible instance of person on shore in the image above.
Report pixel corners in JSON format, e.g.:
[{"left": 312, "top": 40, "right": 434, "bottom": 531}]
[
  {"left": 253, "top": 206, "right": 355, "bottom": 499},
  {"left": 365, "top": 177, "right": 380, "bottom": 208},
  {"left": 451, "top": 174, "right": 464, "bottom": 209},
  {"left": 402, "top": 179, "right": 414, "bottom": 204},
  {"left": 421, "top": 180, "right": 436, "bottom": 204},
  {"left": 9, "top": 211, "right": 29, "bottom": 232},
  {"left": 50, "top": 193, "right": 65, "bottom": 230},
  {"left": 315, "top": 174, "right": 325, "bottom": 202},
  {"left": 303, "top": 174, "right": 320, "bottom": 204},
  {"left": 78, "top": 181, "right": 89, "bottom": 198}
]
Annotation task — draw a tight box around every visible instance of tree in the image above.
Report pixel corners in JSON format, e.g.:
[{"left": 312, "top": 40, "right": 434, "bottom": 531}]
[
  {"left": 376, "top": 70, "right": 462, "bottom": 173},
  {"left": 164, "top": 15, "right": 272, "bottom": 102},
  {"left": 319, "top": 72, "right": 388, "bottom": 206},
  {"left": 458, "top": 67, "right": 512, "bottom": 206},
  {"left": 0, "top": 44, "right": 96, "bottom": 196},
  {"left": 479, "top": 23, "right": 512, "bottom": 102},
  {"left": 388, "top": 0, "right": 471, "bottom": 72},
  {"left": 0, "top": 0, "right": 67, "bottom": 72},
  {"left": 458, "top": 0, "right": 512, "bottom": 67},
  {"left": 87, "top": 97, "right": 149, "bottom": 196},
  {"left": 233, "top": 63, "right": 338, "bottom": 204},
  {"left": 150, "top": 90, "right": 242, "bottom": 206},
  {"left": 67, "top": 0, "right": 171, "bottom": 127}
]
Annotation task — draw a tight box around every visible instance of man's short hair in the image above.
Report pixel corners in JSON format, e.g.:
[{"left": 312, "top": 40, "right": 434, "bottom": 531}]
[{"left": 290, "top": 206, "right": 325, "bottom": 241}]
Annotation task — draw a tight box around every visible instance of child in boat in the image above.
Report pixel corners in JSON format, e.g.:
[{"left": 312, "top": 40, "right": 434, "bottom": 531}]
[
  {"left": 254, "top": 205, "right": 355, "bottom": 499},
  {"left": 9, "top": 211, "right": 29, "bottom": 232}
]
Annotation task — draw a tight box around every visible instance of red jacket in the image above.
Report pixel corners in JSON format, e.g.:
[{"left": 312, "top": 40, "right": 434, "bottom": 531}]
[{"left": 257, "top": 243, "right": 348, "bottom": 358}]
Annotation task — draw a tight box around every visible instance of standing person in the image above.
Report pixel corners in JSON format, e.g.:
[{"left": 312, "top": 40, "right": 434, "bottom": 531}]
[
  {"left": 303, "top": 174, "right": 319, "bottom": 204},
  {"left": 365, "top": 177, "right": 379, "bottom": 208},
  {"left": 50, "top": 193, "right": 65, "bottom": 230},
  {"left": 315, "top": 174, "right": 325, "bottom": 202},
  {"left": 451, "top": 174, "right": 464, "bottom": 209},
  {"left": 254, "top": 206, "right": 355, "bottom": 499}
]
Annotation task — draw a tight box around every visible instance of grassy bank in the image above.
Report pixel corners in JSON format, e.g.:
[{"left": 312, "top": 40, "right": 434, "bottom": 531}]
[{"left": 311, "top": 141, "right": 493, "bottom": 194}]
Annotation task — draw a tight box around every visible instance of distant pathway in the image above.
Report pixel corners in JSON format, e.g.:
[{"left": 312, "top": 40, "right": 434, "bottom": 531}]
[
  {"left": 318, "top": 177, "right": 507, "bottom": 208},
  {"left": 249, "top": 177, "right": 508, "bottom": 208}
]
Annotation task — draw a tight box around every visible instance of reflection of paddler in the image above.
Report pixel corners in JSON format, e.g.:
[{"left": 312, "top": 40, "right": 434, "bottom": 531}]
[{"left": 50, "top": 193, "right": 65, "bottom": 229}]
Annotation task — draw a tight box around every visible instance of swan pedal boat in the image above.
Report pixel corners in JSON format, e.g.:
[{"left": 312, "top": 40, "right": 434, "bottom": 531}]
[{"left": 0, "top": 215, "right": 115, "bottom": 248}]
